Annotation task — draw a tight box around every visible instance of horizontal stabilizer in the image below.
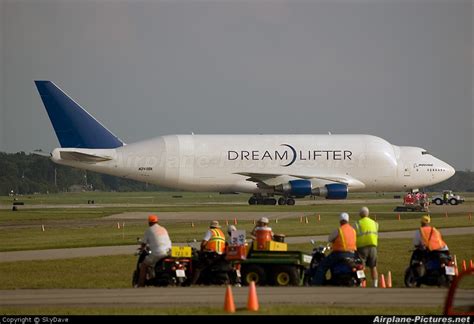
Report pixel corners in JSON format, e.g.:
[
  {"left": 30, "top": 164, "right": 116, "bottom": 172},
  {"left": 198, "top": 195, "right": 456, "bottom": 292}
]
[
  {"left": 59, "top": 151, "right": 113, "bottom": 163},
  {"left": 35, "top": 81, "right": 124, "bottom": 149}
]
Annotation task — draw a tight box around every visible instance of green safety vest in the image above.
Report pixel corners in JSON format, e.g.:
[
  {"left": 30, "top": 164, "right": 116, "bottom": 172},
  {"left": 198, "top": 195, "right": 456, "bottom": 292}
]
[{"left": 355, "top": 217, "right": 378, "bottom": 248}]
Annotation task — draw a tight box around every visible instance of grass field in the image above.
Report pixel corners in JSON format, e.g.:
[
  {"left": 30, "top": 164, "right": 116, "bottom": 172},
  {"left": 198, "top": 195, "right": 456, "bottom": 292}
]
[
  {"left": 0, "top": 235, "right": 472, "bottom": 289},
  {"left": 0, "top": 209, "right": 472, "bottom": 251},
  {"left": 0, "top": 191, "right": 472, "bottom": 315}
]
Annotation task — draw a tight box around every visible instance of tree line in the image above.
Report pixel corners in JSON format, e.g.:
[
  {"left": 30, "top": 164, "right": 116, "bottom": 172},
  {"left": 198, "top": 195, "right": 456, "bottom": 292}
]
[
  {"left": 0, "top": 152, "right": 472, "bottom": 195},
  {"left": 0, "top": 152, "right": 164, "bottom": 195}
]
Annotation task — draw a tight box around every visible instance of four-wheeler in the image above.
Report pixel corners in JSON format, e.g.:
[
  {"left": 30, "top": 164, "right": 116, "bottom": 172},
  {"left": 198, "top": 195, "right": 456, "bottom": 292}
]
[
  {"left": 132, "top": 244, "right": 192, "bottom": 287},
  {"left": 431, "top": 190, "right": 465, "bottom": 206},
  {"left": 304, "top": 243, "right": 366, "bottom": 287},
  {"left": 404, "top": 249, "right": 455, "bottom": 288}
]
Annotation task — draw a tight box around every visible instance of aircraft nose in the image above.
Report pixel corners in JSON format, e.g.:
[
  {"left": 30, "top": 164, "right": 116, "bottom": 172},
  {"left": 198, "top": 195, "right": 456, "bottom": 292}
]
[{"left": 444, "top": 162, "right": 456, "bottom": 179}]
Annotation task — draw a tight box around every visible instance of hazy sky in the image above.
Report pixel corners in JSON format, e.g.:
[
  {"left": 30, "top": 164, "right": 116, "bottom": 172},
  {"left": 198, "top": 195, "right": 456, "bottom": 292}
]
[{"left": 0, "top": 0, "right": 472, "bottom": 170}]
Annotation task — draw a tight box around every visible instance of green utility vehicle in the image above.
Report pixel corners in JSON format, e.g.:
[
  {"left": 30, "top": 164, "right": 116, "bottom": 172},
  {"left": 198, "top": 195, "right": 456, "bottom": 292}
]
[{"left": 237, "top": 250, "right": 312, "bottom": 286}]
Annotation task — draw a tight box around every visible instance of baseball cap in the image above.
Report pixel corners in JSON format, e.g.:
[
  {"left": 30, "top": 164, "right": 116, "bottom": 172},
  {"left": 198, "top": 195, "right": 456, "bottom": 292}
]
[
  {"left": 339, "top": 212, "right": 349, "bottom": 222},
  {"left": 148, "top": 214, "right": 158, "bottom": 223}
]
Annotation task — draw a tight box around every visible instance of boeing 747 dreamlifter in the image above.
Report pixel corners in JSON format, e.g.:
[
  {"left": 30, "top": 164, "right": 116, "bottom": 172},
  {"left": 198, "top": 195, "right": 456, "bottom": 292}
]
[{"left": 35, "top": 81, "right": 455, "bottom": 205}]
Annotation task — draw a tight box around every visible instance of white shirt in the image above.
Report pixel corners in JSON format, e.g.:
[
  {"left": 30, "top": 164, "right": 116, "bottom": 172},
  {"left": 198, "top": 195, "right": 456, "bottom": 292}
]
[
  {"left": 328, "top": 229, "right": 339, "bottom": 243},
  {"left": 143, "top": 224, "right": 172, "bottom": 257},
  {"left": 203, "top": 229, "right": 213, "bottom": 242}
]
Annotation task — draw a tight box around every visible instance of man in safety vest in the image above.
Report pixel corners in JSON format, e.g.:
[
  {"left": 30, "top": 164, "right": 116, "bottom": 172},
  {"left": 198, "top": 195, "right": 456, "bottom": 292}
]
[
  {"left": 191, "top": 220, "right": 226, "bottom": 284},
  {"left": 201, "top": 220, "right": 226, "bottom": 254},
  {"left": 251, "top": 217, "right": 274, "bottom": 250},
  {"left": 312, "top": 212, "right": 357, "bottom": 285},
  {"left": 411, "top": 215, "right": 449, "bottom": 274},
  {"left": 413, "top": 215, "right": 449, "bottom": 252},
  {"left": 137, "top": 214, "right": 172, "bottom": 287},
  {"left": 355, "top": 206, "right": 379, "bottom": 287}
]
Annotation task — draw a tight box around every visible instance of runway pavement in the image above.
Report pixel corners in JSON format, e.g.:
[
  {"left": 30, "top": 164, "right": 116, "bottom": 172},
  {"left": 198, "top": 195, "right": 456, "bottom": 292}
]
[
  {"left": 1, "top": 287, "right": 472, "bottom": 308},
  {"left": 0, "top": 226, "right": 472, "bottom": 262}
]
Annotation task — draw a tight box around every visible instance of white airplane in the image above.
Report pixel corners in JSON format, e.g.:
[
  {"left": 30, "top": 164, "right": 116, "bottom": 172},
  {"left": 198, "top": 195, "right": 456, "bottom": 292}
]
[{"left": 35, "top": 81, "right": 455, "bottom": 205}]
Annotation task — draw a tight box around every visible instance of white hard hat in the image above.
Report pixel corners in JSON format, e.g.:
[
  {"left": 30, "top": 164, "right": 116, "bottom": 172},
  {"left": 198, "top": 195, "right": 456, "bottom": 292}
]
[
  {"left": 259, "top": 217, "right": 269, "bottom": 224},
  {"left": 227, "top": 225, "right": 237, "bottom": 233},
  {"left": 339, "top": 212, "right": 349, "bottom": 222}
]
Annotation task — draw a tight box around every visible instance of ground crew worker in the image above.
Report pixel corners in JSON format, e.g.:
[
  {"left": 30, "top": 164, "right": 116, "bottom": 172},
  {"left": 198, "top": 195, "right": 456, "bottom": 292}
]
[
  {"left": 137, "top": 214, "right": 172, "bottom": 287},
  {"left": 355, "top": 206, "right": 379, "bottom": 287},
  {"left": 251, "top": 217, "right": 274, "bottom": 250},
  {"left": 312, "top": 212, "right": 357, "bottom": 285},
  {"left": 413, "top": 215, "right": 449, "bottom": 252},
  {"left": 201, "top": 220, "right": 226, "bottom": 254},
  {"left": 411, "top": 215, "right": 450, "bottom": 273},
  {"left": 191, "top": 220, "right": 226, "bottom": 284}
]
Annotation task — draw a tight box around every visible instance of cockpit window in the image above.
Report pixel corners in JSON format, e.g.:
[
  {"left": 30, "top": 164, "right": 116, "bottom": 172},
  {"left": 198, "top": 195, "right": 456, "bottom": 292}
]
[{"left": 421, "top": 151, "right": 430, "bottom": 155}]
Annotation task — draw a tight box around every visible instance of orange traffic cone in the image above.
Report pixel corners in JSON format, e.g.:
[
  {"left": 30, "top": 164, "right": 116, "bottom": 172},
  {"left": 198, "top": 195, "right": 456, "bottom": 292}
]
[
  {"left": 470, "top": 260, "right": 473, "bottom": 270},
  {"left": 300, "top": 216, "right": 303, "bottom": 223},
  {"left": 305, "top": 216, "right": 309, "bottom": 224},
  {"left": 226, "top": 219, "right": 229, "bottom": 226},
  {"left": 117, "top": 222, "right": 121, "bottom": 229},
  {"left": 318, "top": 214, "right": 321, "bottom": 221},
  {"left": 253, "top": 219, "right": 256, "bottom": 225},
  {"left": 234, "top": 218, "right": 238, "bottom": 225},
  {"left": 387, "top": 271, "right": 392, "bottom": 288},
  {"left": 247, "top": 281, "right": 259, "bottom": 311},
  {"left": 397, "top": 214, "right": 401, "bottom": 221},
  {"left": 224, "top": 285, "right": 236, "bottom": 313},
  {"left": 462, "top": 260, "right": 467, "bottom": 272},
  {"left": 380, "top": 274, "right": 386, "bottom": 288},
  {"left": 361, "top": 280, "right": 366, "bottom": 288}
]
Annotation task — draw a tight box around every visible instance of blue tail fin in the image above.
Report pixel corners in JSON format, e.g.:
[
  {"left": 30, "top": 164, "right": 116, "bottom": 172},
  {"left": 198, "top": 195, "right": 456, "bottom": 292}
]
[{"left": 35, "top": 81, "right": 124, "bottom": 149}]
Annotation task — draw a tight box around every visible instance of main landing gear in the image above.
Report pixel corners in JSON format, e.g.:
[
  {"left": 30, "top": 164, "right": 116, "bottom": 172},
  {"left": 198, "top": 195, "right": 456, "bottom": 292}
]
[{"left": 248, "top": 195, "right": 295, "bottom": 206}]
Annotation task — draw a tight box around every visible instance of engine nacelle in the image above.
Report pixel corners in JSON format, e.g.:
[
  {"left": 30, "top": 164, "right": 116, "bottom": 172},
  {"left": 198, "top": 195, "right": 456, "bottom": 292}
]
[
  {"left": 319, "top": 183, "right": 348, "bottom": 200},
  {"left": 275, "top": 181, "right": 348, "bottom": 199}
]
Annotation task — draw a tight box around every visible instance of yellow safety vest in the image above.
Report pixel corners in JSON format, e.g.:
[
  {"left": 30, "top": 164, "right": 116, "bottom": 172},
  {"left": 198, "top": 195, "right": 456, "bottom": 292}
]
[
  {"left": 355, "top": 217, "right": 378, "bottom": 248},
  {"left": 206, "top": 228, "right": 226, "bottom": 254}
]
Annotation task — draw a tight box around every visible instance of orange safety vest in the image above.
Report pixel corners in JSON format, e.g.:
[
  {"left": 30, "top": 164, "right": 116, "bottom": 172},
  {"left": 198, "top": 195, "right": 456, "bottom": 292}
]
[
  {"left": 206, "top": 228, "right": 226, "bottom": 254},
  {"left": 332, "top": 223, "right": 357, "bottom": 252},
  {"left": 255, "top": 228, "right": 273, "bottom": 250},
  {"left": 419, "top": 226, "right": 447, "bottom": 251}
]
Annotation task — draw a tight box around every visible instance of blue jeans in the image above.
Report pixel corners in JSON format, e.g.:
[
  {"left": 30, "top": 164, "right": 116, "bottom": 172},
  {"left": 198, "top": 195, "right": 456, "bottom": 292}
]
[{"left": 311, "top": 251, "right": 355, "bottom": 286}]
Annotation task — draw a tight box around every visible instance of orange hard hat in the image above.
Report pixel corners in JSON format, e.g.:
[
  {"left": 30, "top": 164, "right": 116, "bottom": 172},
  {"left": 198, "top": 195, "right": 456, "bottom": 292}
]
[{"left": 148, "top": 214, "right": 158, "bottom": 223}]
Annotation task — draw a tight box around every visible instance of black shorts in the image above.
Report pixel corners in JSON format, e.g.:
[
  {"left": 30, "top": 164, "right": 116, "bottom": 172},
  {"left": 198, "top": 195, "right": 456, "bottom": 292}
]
[{"left": 357, "top": 246, "right": 377, "bottom": 268}]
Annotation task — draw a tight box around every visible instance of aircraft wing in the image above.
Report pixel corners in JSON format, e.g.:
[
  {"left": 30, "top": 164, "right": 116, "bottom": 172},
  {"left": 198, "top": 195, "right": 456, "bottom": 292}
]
[{"left": 235, "top": 172, "right": 365, "bottom": 188}]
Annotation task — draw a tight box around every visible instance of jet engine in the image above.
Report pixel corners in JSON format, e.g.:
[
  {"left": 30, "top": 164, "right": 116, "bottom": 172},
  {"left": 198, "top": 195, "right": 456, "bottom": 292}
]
[{"left": 275, "top": 180, "right": 348, "bottom": 199}]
